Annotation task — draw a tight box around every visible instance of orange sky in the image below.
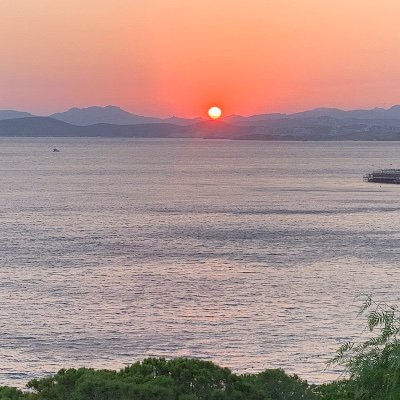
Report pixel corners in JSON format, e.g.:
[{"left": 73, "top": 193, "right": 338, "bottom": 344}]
[{"left": 2, "top": 0, "right": 400, "bottom": 117}]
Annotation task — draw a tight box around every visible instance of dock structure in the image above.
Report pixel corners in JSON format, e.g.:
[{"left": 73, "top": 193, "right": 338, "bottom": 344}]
[{"left": 364, "top": 169, "right": 400, "bottom": 184}]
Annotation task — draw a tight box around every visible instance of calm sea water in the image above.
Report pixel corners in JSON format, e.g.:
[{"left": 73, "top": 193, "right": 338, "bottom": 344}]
[{"left": 1, "top": 138, "right": 400, "bottom": 387}]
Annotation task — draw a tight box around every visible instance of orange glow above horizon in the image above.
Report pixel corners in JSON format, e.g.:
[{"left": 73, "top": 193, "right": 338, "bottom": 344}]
[{"left": 2, "top": 1, "right": 400, "bottom": 117}]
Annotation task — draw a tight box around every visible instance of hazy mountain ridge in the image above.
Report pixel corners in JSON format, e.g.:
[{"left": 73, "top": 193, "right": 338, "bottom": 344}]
[
  {"left": 0, "top": 117, "right": 187, "bottom": 138},
  {"left": 0, "top": 110, "right": 35, "bottom": 120},
  {"left": 3, "top": 105, "right": 400, "bottom": 140},
  {"left": 0, "top": 117, "right": 251, "bottom": 139},
  {"left": 50, "top": 106, "right": 162, "bottom": 125},
  {"left": 2, "top": 116, "right": 400, "bottom": 140},
  {"left": 4, "top": 105, "right": 400, "bottom": 126},
  {"left": 49, "top": 106, "right": 203, "bottom": 126},
  {"left": 224, "top": 106, "right": 400, "bottom": 125}
]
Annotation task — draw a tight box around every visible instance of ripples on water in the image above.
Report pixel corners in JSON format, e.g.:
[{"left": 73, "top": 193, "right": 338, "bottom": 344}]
[{"left": 1, "top": 138, "right": 400, "bottom": 386}]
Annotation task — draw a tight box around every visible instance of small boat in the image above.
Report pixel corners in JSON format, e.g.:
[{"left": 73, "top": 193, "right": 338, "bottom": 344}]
[
  {"left": 363, "top": 169, "right": 400, "bottom": 184},
  {"left": 53, "top": 148, "right": 60, "bottom": 152}
]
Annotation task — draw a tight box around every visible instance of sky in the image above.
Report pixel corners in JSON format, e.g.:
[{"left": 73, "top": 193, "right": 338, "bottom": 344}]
[{"left": 2, "top": 0, "right": 400, "bottom": 117}]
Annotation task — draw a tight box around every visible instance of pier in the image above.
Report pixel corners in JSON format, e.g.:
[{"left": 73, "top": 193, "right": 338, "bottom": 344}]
[{"left": 364, "top": 169, "right": 400, "bottom": 184}]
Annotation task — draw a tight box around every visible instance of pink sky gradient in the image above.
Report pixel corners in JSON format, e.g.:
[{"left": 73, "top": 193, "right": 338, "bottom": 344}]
[{"left": 2, "top": 0, "right": 400, "bottom": 117}]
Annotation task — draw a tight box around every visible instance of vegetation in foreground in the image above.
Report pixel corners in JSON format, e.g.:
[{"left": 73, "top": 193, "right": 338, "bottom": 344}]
[
  {"left": 1, "top": 296, "right": 399, "bottom": 400},
  {"left": 0, "top": 358, "right": 324, "bottom": 400}
]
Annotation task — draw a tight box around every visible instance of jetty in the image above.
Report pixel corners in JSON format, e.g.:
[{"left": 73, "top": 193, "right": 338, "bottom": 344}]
[{"left": 364, "top": 169, "right": 400, "bottom": 184}]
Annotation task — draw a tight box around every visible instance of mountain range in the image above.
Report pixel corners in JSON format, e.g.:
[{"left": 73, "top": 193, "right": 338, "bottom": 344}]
[
  {"left": 3, "top": 105, "right": 400, "bottom": 140},
  {"left": 3, "top": 105, "right": 400, "bottom": 125},
  {"left": 49, "top": 106, "right": 203, "bottom": 126}
]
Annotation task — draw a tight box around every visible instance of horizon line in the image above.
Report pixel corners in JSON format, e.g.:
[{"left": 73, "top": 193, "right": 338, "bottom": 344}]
[{"left": 2, "top": 103, "right": 400, "bottom": 120}]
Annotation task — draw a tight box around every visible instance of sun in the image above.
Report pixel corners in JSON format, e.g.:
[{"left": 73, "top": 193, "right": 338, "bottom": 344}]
[{"left": 208, "top": 106, "right": 222, "bottom": 120}]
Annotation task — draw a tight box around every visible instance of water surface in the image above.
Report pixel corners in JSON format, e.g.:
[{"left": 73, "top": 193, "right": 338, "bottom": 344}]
[{"left": 1, "top": 138, "right": 399, "bottom": 386}]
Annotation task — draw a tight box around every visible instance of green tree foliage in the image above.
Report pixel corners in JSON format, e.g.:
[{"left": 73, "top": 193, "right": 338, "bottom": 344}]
[
  {"left": 315, "top": 380, "right": 354, "bottom": 400},
  {"left": 330, "top": 296, "right": 400, "bottom": 399},
  {"left": 0, "top": 358, "right": 321, "bottom": 400},
  {"left": 0, "top": 386, "right": 33, "bottom": 400},
  {"left": 241, "top": 369, "right": 318, "bottom": 400}
]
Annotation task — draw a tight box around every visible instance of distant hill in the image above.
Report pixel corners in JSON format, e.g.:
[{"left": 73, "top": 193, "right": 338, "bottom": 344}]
[
  {"left": 292, "top": 106, "right": 400, "bottom": 120},
  {"left": 50, "top": 106, "right": 164, "bottom": 126},
  {"left": 0, "top": 117, "right": 253, "bottom": 139},
  {"left": 50, "top": 105, "right": 202, "bottom": 126},
  {"left": 2, "top": 105, "right": 400, "bottom": 140},
  {"left": 164, "top": 116, "right": 204, "bottom": 125},
  {"left": 0, "top": 117, "right": 190, "bottom": 138},
  {"left": 2, "top": 116, "right": 400, "bottom": 141},
  {"left": 0, "top": 117, "right": 82, "bottom": 136},
  {"left": 186, "top": 120, "right": 252, "bottom": 138},
  {"left": 224, "top": 105, "right": 400, "bottom": 126},
  {"left": 0, "top": 110, "right": 34, "bottom": 121},
  {"left": 4, "top": 104, "right": 400, "bottom": 127},
  {"left": 224, "top": 113, "right": 287, "bottom": 123}
]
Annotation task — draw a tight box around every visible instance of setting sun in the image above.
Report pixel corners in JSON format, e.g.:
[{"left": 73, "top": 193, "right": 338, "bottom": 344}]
[{"left": 208, "top": 106, "right": 222, "bottom": 120}]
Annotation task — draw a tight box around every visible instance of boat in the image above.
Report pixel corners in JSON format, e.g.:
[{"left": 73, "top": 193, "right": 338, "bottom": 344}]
[
  {"left": 363, "top": 169, "right": 400, "bottom": 184},
  {"left": 53, "top": 148, "right": 60, "bottom": 152}
]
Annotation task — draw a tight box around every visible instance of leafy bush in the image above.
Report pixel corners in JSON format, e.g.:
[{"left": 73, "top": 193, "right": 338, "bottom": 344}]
[
  {"left": 0, "top": 386, "right": 32, "bottom": 400},
  {"left": 330, "top": 296, "right": 400, "bottom": 399},
  {"left": 241, "top": 369, "right": 318, "bottom": 400},
  {"left": 315, "top": 380, "right": 354, "bottom": 400},
  {"left": 4, "top": 358, "right": 320, "bottom": 400}
]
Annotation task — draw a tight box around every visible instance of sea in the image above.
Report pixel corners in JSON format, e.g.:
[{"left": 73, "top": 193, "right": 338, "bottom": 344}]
[{"left": 1, "top": 138, "right": 400, "bottom": 387}]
